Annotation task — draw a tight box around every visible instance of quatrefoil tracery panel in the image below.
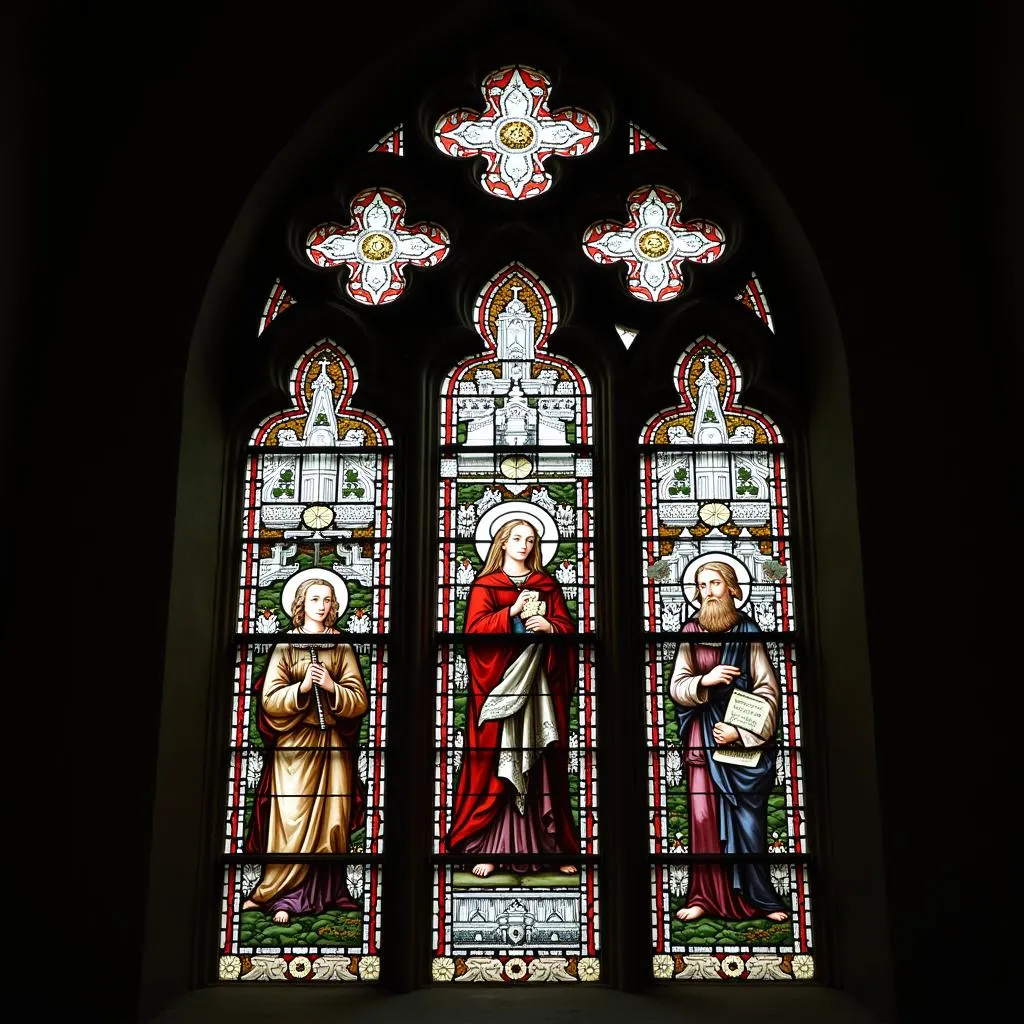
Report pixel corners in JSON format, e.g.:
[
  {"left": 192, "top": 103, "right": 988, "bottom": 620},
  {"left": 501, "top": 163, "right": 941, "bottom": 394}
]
[
  {"left": 434, "top": 64, "right": 601, "bottom": 201},
  {"left": 306, "top": 188, "right": 450, "bottom": 306},
  {"left": 582, "top": 185, "right": 726, "bottom": 302}
]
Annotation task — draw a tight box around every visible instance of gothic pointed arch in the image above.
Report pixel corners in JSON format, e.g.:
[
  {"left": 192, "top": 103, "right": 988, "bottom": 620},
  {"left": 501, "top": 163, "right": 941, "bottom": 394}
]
[
  {"left": 433, "top": 264, "right": 598, "bottom": 979},
  {"left": 140, "top": 13, "right": 891, "bottom": 1020},
  {"left": 222, "top": 340, "right": 393, "bottom": 977}
]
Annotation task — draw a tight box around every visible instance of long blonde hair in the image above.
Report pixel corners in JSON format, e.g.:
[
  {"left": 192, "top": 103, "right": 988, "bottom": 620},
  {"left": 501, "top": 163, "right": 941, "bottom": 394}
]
[
  {"left": 290, "top": 578, "right": 340, "bottom": 628},
  {"left": 480, "top": 518, "right": 544, "bottom": 576}
]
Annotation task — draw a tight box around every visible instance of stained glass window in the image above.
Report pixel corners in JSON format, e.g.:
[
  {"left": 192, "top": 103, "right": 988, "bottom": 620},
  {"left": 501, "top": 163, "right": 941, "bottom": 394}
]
[
  {"left": 432, "top": 264, "right": 600, "bottom": 983},
  {"left": 639, "top": 337, "right": 813, "bottom": 982},
  {"left": 204, "top": 56, "right": 836, "bottom": 996},
  {"left": 219, "top": 341, "right": 393, "bottom": 983}
]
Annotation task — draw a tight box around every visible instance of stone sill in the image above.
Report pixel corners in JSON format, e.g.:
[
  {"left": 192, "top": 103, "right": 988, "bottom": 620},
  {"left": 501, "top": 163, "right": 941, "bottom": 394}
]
[{"left": 147, "top": 983, "right": 889, "bottom": 1024}]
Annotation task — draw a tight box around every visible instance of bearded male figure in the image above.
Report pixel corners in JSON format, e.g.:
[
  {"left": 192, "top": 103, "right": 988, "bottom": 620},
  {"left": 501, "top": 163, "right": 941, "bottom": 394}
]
[{"left": 668, "top": 560, "right": 789, "bottom": 922}]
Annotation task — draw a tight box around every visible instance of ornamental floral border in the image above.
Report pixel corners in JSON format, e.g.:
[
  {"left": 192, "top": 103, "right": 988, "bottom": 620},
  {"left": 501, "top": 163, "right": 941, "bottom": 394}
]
[
  {"left": 431, "top": 955, "right": 600, "bottom": 983},
  {"left": 219, "top": 953, "right": 381, "bottom": 982},
  {"left": 652, "top": 952, "right": 814, "bottom": 981}
]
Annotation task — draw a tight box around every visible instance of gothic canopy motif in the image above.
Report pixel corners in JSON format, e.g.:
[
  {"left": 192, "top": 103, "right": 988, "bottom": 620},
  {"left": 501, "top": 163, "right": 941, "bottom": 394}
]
[
  {"left": 582, "top": 185, "right": 726, "bottom": 302},
  {"left": 306, "top": 188, "right": 450, "bottom": 305},
  {"left": 434, "top": 65, "right": 601, "bottom": 200}
]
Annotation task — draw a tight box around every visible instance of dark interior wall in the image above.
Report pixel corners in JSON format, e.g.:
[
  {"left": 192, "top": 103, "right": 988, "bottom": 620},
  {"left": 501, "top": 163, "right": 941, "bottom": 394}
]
[{"left": 9, "top": 1, "right": 1011, "bottom": 1019}]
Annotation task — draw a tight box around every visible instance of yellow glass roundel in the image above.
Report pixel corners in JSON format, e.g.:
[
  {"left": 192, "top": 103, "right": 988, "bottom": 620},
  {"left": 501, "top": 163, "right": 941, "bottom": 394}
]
[
  {"left": 637, "top": 229, "right": 672, "bottom": 259},
  {"left": 301, "top": 504, "right": 335, "bottom": 530},
  {"left": 498, "top": 119, "right": 536, "bottom": 150},
  {"left": 359, "top": 232, "right": 395, "bottom": 261},
  {"left": 698, "top": 502, "right": 731, "bottom": 526},
  {"left": 499, "top": 454, "right": 534, "bottom": 480}
]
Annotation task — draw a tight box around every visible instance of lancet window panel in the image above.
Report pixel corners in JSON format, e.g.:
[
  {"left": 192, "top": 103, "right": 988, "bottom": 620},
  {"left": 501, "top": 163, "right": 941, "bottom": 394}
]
[
  {"left": 432, "top": 263, "right": 600, "bottom": 983},
  {"left": 639, "top": 336, "right": 813, "bottom": 980},
  {"left": 218, "top": 341, "right": 394, "bottom": 981}
]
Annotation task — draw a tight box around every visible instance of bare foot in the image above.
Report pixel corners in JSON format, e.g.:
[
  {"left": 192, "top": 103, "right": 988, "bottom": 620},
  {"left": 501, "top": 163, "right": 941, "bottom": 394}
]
[
  {"left": 273, "top": 909, "right": 290, "bottom": 923},
  {"left": 471, "top": 863, "right": 496, "bottom": 877},
  {"left": 675, "top": 905, "right": 705, "bottom": 921},
  {"left": 242, "top": 899, "right": 258, "bottom": 910},
  {"left": 767, "top": 911, "right": 788, "bottom": 921},
  {"left": 559, "top": 864, "right": 578, "bottom": 873}
]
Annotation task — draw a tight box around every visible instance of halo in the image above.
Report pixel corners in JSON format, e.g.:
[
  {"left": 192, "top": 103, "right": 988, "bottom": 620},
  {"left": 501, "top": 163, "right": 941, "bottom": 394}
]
[
  {"left": 475, "top": 500, "right": 559, "bottom": 567},
  {"left": 280, "top": 567, "right": 350, "bottom": 622},
  {"left": 680, "top": 552, "right": 751, "bottom": 610}
]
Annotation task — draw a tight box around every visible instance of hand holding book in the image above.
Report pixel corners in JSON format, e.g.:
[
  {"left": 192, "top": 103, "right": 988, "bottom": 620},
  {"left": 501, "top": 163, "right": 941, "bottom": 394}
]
[{"left": 520, "top": 590, "right": 546, "bottom": 619}]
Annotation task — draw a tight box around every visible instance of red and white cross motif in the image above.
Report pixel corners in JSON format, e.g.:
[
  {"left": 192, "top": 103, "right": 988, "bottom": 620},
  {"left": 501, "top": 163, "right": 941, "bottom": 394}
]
[
  {"left": 306, "top": 187, "right": 450, "bottom": 306},
  {"left": 434, "top": 65, "right": 601, "bottom": 201},
  {"left": 581, "top": 185, "right": 726, "bottom": 303}
]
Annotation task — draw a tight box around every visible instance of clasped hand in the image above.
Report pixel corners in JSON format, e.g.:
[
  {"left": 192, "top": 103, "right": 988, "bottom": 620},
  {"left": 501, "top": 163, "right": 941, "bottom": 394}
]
[{"left": 299, "top": 662, "right": 335, "bottom": 693}]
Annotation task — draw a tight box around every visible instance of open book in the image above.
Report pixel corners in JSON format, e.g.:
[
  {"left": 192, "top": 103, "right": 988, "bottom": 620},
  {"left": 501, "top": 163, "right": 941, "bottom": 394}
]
[{"left": 711, "top": 688, "right": 772, "bottom": 767}]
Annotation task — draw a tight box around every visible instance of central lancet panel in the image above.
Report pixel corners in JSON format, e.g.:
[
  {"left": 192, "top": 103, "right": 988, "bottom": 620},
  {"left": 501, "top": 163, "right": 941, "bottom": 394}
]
[{"left": 432, "top": 264, "right": 600, "bottom": 984}]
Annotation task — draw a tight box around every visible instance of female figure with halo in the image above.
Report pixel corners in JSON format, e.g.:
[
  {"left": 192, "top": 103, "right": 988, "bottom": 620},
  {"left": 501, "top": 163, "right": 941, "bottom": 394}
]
[
  {"left": 446, "top": 503, "right": 580, "bottom": 879},
  {"left": 243, "top": 569, "right": 368, "bottom": 923}
]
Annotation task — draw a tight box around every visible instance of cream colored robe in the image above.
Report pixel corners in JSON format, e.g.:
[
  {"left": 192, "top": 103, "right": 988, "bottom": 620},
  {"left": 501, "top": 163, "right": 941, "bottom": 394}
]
[{"left": 248, "top": 638, "right": 368, "bottom": 906}]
